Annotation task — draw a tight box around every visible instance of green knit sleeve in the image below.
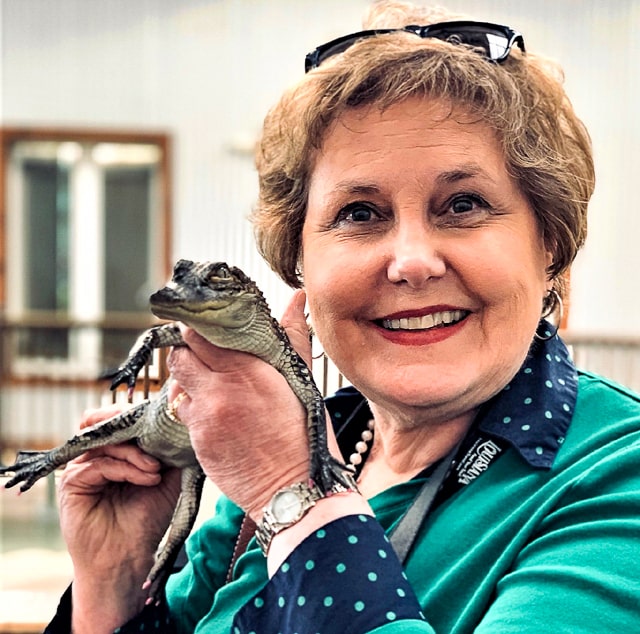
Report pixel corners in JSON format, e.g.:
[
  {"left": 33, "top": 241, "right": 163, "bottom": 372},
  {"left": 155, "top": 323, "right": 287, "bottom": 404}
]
[
  {"left": 367, "top": 623, "right": 436, "bottom": 633},
  {"left": 164, "top": 494, "right": 246, "bottom": 632},
  {"left": 477, "top": 436, "right": 640, "bottom": 632}
]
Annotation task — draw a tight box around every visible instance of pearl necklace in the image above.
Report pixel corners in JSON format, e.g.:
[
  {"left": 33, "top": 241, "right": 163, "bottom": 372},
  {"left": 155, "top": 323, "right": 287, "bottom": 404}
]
[{"left": 348, "top": 419, "right": 375, "bottom": 472}]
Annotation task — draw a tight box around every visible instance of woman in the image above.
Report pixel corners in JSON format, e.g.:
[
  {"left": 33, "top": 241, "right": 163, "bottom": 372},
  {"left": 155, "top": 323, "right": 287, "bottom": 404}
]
[{"left": 47, "top": 1, "right": 640, "bottom": 632}]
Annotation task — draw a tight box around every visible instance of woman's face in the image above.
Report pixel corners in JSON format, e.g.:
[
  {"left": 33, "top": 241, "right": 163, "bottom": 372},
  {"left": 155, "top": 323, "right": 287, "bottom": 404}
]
[{"left": 302, "top": 97, "right": 552, "bottom": 424}]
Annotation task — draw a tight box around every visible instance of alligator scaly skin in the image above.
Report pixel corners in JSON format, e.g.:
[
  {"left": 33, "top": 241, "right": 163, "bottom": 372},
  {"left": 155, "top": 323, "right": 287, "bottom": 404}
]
[{"left": 0, "top": 259, "right": 355, "bottom": 602}]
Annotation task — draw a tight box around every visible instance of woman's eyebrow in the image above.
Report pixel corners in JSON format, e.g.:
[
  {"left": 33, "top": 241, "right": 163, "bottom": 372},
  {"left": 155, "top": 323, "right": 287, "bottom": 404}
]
[
  {"left": 436, "top": 165, "right": 494, "bottom": 185},
  {"left": 327, "top": 167, "right": 497, "bottom": 199},
  {"left": 332, "top": 182, "right": 382, "bottom": 196}
]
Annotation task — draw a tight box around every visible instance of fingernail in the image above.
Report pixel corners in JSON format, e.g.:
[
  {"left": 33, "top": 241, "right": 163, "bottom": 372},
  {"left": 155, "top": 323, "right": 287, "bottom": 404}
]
[{"left": 142, "top": 454, "right": 160, "bottom": 467}]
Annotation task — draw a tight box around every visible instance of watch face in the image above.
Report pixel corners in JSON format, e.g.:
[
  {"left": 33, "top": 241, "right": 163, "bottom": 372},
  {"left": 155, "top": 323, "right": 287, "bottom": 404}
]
[{"left": 272, "top": 489, "right": 304, "bottom": 524}]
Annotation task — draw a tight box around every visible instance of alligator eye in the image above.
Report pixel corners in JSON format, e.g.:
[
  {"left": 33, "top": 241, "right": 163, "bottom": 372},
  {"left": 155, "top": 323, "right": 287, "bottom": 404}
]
[{"left": 209, "top": 263, "right": 231, "bottom": 281}]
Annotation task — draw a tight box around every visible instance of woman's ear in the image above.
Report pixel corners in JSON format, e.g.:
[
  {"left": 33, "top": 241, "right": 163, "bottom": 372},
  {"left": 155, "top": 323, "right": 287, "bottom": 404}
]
[{"left": 544, "top": 247, "right": 555, "bottom": 283}]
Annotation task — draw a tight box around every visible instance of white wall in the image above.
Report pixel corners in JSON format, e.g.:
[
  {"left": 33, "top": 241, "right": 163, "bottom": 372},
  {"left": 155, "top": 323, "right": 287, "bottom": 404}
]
[{"left": 1, "top": 0, "right": 639, "bottom": 332}]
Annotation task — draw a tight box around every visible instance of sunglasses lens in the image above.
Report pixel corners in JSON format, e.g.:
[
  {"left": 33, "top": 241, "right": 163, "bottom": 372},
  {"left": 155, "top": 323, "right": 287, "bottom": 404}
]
[
  {"left": 307, "top": 29, "right": 395, "bottom": 71},
  {"left": 426, "top": 25, "right": 513, "bottom": 61}
]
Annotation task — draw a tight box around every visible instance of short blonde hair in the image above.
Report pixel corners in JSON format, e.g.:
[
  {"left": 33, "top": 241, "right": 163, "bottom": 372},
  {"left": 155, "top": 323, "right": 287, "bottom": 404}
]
[{"left": 253, "top": 0, "right": 595, "bottom": 303}]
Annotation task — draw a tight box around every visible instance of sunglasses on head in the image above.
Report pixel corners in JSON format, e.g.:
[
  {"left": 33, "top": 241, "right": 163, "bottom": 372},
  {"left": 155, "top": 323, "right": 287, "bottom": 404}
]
[{"left": 305, "top": 20, "right": 525, "bottom": 72}]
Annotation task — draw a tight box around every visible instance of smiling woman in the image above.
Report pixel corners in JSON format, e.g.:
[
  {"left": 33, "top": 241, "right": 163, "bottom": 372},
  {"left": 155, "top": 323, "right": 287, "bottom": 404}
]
[
  {"left": 302, "top": 99, "right": 551, "bottom": 436},
  {"left": 42, "top": 2, "right": 640, "bottom": 634}
]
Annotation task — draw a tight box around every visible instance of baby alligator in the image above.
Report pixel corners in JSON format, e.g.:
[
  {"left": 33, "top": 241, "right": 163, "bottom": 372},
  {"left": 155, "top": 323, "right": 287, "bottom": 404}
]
[{"left": 0, "top": 259, "right": 354, "bottom": 602}]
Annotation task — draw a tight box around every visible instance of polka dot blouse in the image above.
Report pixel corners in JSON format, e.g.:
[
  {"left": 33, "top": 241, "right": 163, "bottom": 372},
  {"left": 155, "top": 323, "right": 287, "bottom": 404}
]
[{"left": 232, "top": 514, "right": 427, "bottom": 632}]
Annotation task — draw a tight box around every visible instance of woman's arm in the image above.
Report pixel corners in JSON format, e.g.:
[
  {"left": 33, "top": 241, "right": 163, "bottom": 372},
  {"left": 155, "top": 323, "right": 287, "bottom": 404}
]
[
  {"left": 235, "top": 513, "right": 433, "bottom": 633},
  {"left": 167, "top": 291, "right": 432, "bottom": 632},
  {"left": 55, "top": 407, "right": 182, "bottom": 633}
]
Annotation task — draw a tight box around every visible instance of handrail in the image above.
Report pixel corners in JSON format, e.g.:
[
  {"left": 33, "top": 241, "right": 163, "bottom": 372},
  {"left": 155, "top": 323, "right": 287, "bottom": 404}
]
[
  {"left": 0, "top": 312, "right": 158, "bottom": 330},
  {"left": 0, "top": 316, "right": 164, "bottom": 387},
  {"left": 560, "top": 330, "right": 640, "bottom": 347}
]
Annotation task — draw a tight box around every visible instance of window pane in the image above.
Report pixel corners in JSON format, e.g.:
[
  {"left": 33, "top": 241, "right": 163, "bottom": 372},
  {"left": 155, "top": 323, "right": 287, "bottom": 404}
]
[
  {"left": 103, "top": 166, "right": 153, "bottom": 365},
  {"left": 16, "top": 326, "right": 69, "bottom": 359},
  {"left": 21, "top": 159, "right": 70, "bottom": 358},
  {"left": 103, "top": 166, "right": 151, "bottom": 313},
  {"left": 101, "top": 327, "right": 148, "bottom": 372},
  {"left": 24, "top": 159, "right": 69, "bottom": 312}
]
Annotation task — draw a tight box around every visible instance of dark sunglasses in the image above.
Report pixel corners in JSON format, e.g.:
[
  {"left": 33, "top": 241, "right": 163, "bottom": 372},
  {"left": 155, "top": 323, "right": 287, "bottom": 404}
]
[{"left": 305, "top": 20, "right": 525, "bottom": 72}]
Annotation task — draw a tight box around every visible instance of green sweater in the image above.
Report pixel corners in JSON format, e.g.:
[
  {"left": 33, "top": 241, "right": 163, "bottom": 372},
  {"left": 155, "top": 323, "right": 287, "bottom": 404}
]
[{"left": 165, "top": 371, "right": 640, "bottom": 632}]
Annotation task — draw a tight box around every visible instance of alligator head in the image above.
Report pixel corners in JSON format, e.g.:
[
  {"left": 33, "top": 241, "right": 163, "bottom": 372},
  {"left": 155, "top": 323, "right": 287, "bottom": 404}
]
[{"left": 149, "top": 260, "right": 275, "bottom": 354}]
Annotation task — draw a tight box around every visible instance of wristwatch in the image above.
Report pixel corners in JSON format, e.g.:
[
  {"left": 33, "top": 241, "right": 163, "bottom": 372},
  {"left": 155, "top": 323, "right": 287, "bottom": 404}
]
[{"left": 255, "top": 481, "right": 324, "bottom": 555}]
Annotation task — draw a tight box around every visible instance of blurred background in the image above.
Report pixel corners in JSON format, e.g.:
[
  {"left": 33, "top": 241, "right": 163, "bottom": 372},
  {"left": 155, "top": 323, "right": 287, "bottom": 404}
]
[{"left": 0, "top": 0, "right": 638, "bottom": 629}]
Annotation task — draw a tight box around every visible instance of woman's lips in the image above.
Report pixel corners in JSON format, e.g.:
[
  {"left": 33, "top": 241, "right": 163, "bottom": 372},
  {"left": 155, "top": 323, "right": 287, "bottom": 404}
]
[
  {"left": 372, "top": 308, "right": 471, "bottom": 345},
  {"left": 380, "top": 309, "right": 469, "bottom": 331}
]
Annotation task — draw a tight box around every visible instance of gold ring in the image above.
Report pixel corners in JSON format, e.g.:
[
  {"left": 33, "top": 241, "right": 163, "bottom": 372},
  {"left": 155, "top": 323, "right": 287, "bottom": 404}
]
[{"left": 166, "top": 391, "right": 187, "bottom": 424}]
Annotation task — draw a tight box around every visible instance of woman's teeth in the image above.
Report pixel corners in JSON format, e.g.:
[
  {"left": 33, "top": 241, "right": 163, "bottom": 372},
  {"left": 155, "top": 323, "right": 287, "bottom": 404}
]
[{"left": 381, "top": 310, "right": 467, "bottom": 331}]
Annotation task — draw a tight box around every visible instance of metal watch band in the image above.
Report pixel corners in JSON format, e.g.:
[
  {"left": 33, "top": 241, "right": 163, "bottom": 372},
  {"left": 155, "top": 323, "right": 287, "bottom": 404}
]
[{"left": 255, "top": 481, "right": 324, "bottom": 555}]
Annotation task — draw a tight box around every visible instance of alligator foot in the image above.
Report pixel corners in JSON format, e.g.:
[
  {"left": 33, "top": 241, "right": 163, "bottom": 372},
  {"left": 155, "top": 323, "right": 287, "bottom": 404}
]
[
  {"left": 310, "top": 447, "right": 358, "bottom": 495},
  {"left": 143, "top": 548, "right": 183, "bottom": 606},
  {"left": 1, "top": 405, "right": 148, "bottom": 494},
  {"left": 0, "top": 450, "right": 58, "bottom": 493},
  {"left": 143, "top": 569, "right": 170, "bottom": 607},
  {"left": 106, "top": 323, "right": 184, "bottom": 392}
]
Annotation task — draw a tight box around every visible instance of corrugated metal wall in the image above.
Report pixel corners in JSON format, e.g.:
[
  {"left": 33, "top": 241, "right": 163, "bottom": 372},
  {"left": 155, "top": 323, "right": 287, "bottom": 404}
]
[
  {"left": 1, "top": 0, "right": 638, "bottom": 324},
  {"left": 0, "top": 0, "right": 639, "bottom": 448}
]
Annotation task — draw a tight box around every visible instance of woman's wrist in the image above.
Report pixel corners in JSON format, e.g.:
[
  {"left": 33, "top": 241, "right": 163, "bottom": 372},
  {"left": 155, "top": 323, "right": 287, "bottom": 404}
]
[
  {"left": 70, "top": 558, "right": 153, "bottom": 633},
  {"left": 266, "top": 490, "right": 373, "bottom": 576}
]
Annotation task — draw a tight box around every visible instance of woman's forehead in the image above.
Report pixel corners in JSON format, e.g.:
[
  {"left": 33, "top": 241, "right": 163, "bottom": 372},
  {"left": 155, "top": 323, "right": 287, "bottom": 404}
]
[{"left": 313, "top": 98, "right": 502, "bottom": 172}]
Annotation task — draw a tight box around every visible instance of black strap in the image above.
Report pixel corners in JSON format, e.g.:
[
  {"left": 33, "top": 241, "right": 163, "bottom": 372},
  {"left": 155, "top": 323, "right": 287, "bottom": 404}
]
[{"left": 388, "top": 442, "right": 461, "bottom": 564}]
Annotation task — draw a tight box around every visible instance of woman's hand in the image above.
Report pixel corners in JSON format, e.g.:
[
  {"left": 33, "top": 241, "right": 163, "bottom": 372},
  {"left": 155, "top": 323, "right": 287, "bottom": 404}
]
[
  {"left": 57, "top": 405, "right": 182, "bottom": 630},
  {"left": 167, "top": 290, "right": 333, "bottom": 520}
]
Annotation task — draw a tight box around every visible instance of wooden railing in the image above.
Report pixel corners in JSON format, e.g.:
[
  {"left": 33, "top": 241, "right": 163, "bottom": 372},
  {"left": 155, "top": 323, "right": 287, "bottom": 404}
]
[
  {"left": 1, "top": 328, "right": 639, "bottom": 454},
  {"left": 561, "top": 331, "right": 640, "bottom": 394},
  {"left": 0, "top": 317, "right": 162, "bottom": 455}
]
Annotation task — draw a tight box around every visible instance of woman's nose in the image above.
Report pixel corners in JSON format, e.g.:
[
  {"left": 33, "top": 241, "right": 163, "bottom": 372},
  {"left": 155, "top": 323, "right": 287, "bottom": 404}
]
[{"left": 386, "top": 226, "right": 446, "bottom": 287}]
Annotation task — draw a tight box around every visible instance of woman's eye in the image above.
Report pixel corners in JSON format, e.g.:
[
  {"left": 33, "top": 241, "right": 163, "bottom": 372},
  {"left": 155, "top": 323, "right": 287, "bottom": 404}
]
[
  {"left": 448, "top": 194, "right": 490, "bottom": 215},
  {"left": 349, "top": 207, "right": 373, "bottom": 222},
  {"left": 335, "top": 202, "right": 379, "bottom": 224}
]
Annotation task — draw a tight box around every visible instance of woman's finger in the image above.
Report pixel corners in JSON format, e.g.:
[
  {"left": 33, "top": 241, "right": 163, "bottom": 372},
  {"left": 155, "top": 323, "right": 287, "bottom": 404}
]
[
  {"left": 72, "top": 443, "right": 162, "bottom": 472},
  {"left": 79, "top": 404, "right": 128, "bottom": 429},
  {"left": 63, "top": 455, "right": 164, "bottom": 490},
  {"left": 280, "top": 290, "right": 313, "bottom": 367}
]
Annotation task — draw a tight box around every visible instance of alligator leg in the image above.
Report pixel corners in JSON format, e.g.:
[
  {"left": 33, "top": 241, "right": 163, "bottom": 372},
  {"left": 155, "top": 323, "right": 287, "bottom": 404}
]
[
  {"left": 275, "top": 344, "right": 356, "bottom": 494},
  {"left": 144, "top": 463, "right": 206, "bottom": 603},
  {"left": 106, "top": 323, "right": 185, "bottom": 392},
  {"left": 0, "top": 402, "right": 149, "bottom": 492},
  {"left": 306, "top": 400, "right": 358, "bottom": 494}
]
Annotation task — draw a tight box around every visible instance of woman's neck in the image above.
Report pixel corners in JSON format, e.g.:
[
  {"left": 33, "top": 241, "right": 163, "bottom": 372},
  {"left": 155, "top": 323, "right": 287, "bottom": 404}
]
[{"left": 356, "top": 406, "right": 475, "bottom": 499}]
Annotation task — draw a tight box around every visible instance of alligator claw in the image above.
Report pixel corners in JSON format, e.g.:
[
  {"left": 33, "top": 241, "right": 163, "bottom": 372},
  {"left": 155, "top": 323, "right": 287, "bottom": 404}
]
[
  {"left": 0, "top": 450, "right": 56, "bottom": 493},
  {"left": 310, "top": 449, "right": 357, "bottom": 495},
  {"left": 143, "top": 568, "right": 171, "bottom": 606},
  {"left": 108, "top": 368, "right": 139, "bottom": 391}
]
